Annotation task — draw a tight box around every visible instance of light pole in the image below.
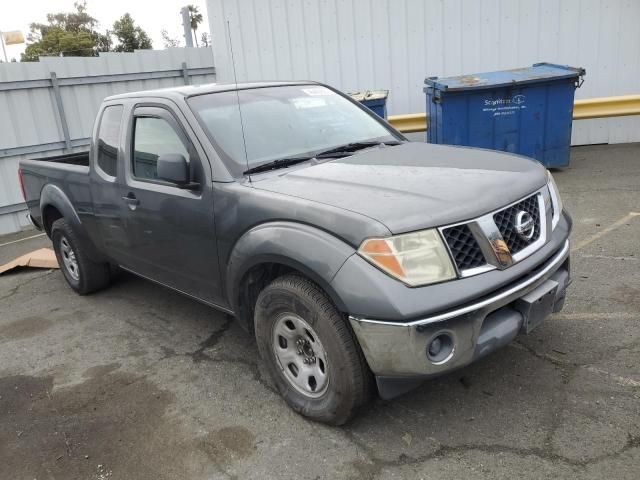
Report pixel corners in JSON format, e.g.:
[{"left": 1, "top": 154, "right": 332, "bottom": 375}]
[
  {"left": 181, "top": 7, "right": 194, "bottom": 48},
  {"left": 0, "top": 31, "right": 25, "bottom": 62},
  {"left": 0, "top": 32, "right": 8, "bottom": 62}
]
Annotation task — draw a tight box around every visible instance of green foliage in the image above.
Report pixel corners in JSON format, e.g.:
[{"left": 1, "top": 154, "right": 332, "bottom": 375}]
[
  {"left": 200, "top": 32, "right": 211, "bottom": 48},
  {"left": 111, "top": 13, "right": 153, "bottom": 52},
  {"left": 161, "top": 29, "right": 181, "bottom": 49},
  {"left": 21, "top": 1, "right": 104, "bottom": 61},
  {"left": 188, "top": 5, "right": 203, "bottom": 31},
  {"left": 20, "top": 1, "right": 151, "bottom": 61},
  {"left": 22, "top": 28, "right": 95, "bottom": 60},
  {"left": 187, "top": 5, "right": 204, "bottom": 46}
]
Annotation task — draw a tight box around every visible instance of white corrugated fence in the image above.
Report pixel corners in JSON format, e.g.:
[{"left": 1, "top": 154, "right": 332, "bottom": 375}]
[
  {"left": 0, "top": 47, "right": 215, "bottom": 235},
  {"left": 208, "top": 0, "right": 640, "bottom": 145}
]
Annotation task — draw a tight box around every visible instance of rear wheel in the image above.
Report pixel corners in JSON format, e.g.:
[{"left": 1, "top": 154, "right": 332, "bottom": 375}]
[
  {"left": 254, "top": 274, "right": 372, "bottom": 425},
  {"left": 51, "top": 218, "right": 111, "bottom": 295}
]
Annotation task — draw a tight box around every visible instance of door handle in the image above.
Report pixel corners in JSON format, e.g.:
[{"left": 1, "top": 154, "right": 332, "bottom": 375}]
[{"left": 122, "top": 194, "right": 140, "bottom": 209}]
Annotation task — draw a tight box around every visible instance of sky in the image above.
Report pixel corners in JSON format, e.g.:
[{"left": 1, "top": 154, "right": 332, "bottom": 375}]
[{"left": 0, "top": 0, "right": 210, "bottom": 61}]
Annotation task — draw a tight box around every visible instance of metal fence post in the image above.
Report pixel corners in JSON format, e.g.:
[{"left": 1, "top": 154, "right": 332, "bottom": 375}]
[
  {"left": 182, "top": 62, "right": 190, "bottom": 85},
  {"left": 50, "top": 72, "right": 72, "bottom": 152}
]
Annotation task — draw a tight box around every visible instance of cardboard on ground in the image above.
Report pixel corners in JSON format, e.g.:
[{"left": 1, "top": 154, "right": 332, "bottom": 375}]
[{"left": 0, "top": 248, "right": 59, "bottom": 274}]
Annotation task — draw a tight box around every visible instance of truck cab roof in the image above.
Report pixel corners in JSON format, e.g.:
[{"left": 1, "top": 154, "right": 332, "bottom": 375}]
[{"left": 104, "top": 80, "right": 318, "bottom": 102}]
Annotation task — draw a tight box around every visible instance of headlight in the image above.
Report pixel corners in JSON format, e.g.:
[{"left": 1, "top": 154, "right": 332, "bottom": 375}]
[
  {"left": 547, "top": 171, "right": 563, "bottom": 229},
  {"left": 358, "top": 229, "right": 456, "bottom": 286}
]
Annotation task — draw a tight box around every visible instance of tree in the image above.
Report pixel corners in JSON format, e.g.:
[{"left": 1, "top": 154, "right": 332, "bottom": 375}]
[
  {"left": 200, "top": 32, "right": 211, "bottom": 48},
  {"left": 111, "top": 14, "right": 152, "bottom": 52},
  {"left": 161, "top": 29, "right": 181, "bottom": 48},
  {"left": 23, "top": 28, "right": 94, "bottom": 60},
  {"left": 187, "top": 5, "right": 203, "bottom": 47},
  {"left": 21, "top": 1, "right": 109, "bottom": 61}
]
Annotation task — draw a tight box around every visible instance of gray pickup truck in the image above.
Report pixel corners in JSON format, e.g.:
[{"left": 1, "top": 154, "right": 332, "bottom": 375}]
[{"left": 19, "top": 82, "right": 571, "bottom": 424}]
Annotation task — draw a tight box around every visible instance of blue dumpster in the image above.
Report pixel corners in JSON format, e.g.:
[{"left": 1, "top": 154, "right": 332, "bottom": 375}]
[
  {"left": 424, "top": 63, "right": 585, "bottom": 167},
  {"left": 349, "top": 90, "right": 389, "bottom": 118}
]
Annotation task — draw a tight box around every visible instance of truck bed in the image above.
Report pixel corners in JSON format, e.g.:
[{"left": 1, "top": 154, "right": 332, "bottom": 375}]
[
  {"left": 31, "top": 151, "right": 90, "bottom": 166},
  {"left": 19, "top": 151, "right": 92, "bottom": 231}
]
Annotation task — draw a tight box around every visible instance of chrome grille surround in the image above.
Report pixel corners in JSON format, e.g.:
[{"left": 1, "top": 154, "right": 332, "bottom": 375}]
[
  {"left": 440, "top": 187, "right": 552, "bottom": 278},
  {"left": 493, "top": 195, "right": 541, "bottom": 254}
]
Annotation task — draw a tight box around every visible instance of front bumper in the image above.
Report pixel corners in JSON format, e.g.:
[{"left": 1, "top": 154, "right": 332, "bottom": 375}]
[{"left": 349, "top": 239, "right": 570, "bottom": 398}]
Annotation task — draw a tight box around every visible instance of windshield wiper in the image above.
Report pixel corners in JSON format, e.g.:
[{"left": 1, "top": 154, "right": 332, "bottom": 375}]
[
  {"left": 313, "top": 140, "right": 402, "bottom": 158},
  {"left": 243, "top": 156, "right": 313, "bottom": 175},
  {"left": 243, "top": 140, "right": 402, "bottom": 175}
]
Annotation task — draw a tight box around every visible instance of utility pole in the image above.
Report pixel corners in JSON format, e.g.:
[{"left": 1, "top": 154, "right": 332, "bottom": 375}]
[
  {"left": 0, "top": 32, "right": 8, "bottom": 62},
  {"left": 181, "top": 7, "right": 194, "bottom": 48},
  {"left": 0, "top": 30, "right": 25, "bottom": 62}
]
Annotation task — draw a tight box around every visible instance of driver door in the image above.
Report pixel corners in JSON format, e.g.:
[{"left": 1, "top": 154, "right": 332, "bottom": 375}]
[{"left": 117, "top": 103, "right": 224, "bottom": 306}]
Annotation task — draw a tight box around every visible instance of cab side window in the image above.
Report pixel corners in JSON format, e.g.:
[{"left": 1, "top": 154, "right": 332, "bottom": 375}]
[
  {"left": 133, "top": 117, "right": 190, "bottom": 180},
  {"left": 96, "top": 105, "right": 123, "bottom": 177}
]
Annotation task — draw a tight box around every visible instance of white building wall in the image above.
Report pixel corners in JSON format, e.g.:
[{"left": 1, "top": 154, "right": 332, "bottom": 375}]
[{"left": 207, "top": 0, "right": 640, "bottom": 145}]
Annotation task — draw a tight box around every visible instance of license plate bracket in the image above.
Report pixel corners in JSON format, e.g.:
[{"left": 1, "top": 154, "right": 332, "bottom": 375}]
[{"left": 515, "top": 279, "right": 558, "bottom": 334}]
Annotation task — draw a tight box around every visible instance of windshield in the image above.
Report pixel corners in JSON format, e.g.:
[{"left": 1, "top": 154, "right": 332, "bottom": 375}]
[{"left": 187, "top": 85, "right": 400, "bottom": 176}]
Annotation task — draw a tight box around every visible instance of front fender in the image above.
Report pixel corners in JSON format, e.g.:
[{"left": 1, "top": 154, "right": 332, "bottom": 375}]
[{"left": 226, "top": 222, "right": 356, "bottom": 314}]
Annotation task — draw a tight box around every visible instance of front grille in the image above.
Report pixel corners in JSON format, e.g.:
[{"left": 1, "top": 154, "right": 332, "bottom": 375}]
[
  {"left": 493, "top": 194, "right": 540, "bottom": 254},
  {"left": 443, "top": 224, "right": 486, "bottom": 270}
]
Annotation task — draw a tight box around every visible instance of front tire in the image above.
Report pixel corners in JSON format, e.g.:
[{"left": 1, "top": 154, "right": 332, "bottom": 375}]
[
  {"left": 254, "top": 274, "right": 371, "bottom": 425},
  {"left": 51, "top": 218, "right": 111, "bottom": 295}
]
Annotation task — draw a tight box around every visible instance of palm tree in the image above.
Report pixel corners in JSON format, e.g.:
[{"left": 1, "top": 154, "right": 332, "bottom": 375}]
[{"left": 187, "top": 5, "right": 203, "bottom": 47}]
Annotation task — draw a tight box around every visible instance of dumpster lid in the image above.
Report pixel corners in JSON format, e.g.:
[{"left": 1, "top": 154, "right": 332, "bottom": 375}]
[
  {"left": 425, "top": 63, "right": 585, "bottom": 92},
  {"left": 348, "top": 90, "right": 389, "bottom": 101}
]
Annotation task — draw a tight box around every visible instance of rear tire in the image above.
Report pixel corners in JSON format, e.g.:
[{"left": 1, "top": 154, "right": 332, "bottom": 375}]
[
  {"left": 51, "top": 218, "right": 111, "bottom": 295},
  {"left": 254, "top": 274, "right": 372, "bottom": 425}
]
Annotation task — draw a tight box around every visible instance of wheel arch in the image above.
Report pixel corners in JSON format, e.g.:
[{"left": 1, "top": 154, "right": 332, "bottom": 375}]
[
  {"left": 40, "top": 184, "right": 82, "bottom": 237},
  {"left": 226, "top": 222, "right": 356, "bottom": 332},
  {"left": 40, "top": 184, "right": 107, "bottom": 263},
  {"left": 41, "top": 204, "right": 64, "bottom": 237}
]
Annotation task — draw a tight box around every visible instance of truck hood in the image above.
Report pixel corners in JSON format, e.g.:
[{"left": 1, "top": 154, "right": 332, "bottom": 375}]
[{"left": 251, "top": 142, "right": 548, "bottom": 233}]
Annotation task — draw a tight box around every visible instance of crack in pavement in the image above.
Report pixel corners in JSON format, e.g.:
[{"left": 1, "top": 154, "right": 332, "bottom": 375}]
[
  {"left": 578, "top": 253, "right": 640, "bottom": 262},
  {"left": 0, "top": 271, "right": 54, "bottom": 302},
  {"left": 341, "top": 425, "right": 640, "bottom": 477},
  {"left": 553, "top": 311, "right": 639, "bottom": 321},
  {"left": 511, "top": 341, "right": 580, "bottom": 369},
  {"left": 164, "top": 316, "right": 278, "bottom": 395},
  {"left": 338, "top": 342, "right": 639, "bottom": 477},
  {"left": 541, "top": 367, "right": 577, "bottom": 458},
  {"left": 511, "top": 341, "right": 640, "bottom": 391},
  {"left": 122, "top": 308, "right": 278, "bottom": 395},
  {"left": 187, "top": 315, "right": 235, "bottom": 363},
  {"left": 584, "top": 366, "right": 640, "bottom": 388}
]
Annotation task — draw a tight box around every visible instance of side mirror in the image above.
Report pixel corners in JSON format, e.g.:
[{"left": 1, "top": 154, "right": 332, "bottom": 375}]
[{"left": 157, "top": 153, "right": 197, "bottom": 188}]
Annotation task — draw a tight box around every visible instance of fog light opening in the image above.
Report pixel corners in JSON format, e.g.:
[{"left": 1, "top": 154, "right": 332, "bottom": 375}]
[{"left": 426, "top": 333, "right": 454, "bottom": 364}]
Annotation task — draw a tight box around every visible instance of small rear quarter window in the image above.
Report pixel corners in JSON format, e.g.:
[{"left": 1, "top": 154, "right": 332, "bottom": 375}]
[{"left": 96, "top": 105, "right": 123, "bottom": 177}]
